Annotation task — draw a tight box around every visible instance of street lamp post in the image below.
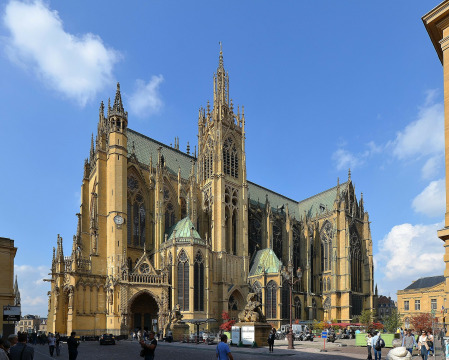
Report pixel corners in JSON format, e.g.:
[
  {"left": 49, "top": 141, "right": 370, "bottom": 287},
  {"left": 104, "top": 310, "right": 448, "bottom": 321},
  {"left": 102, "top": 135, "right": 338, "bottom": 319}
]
[{"left": 281, "top": 262, "right": 302, "bottom": 350}]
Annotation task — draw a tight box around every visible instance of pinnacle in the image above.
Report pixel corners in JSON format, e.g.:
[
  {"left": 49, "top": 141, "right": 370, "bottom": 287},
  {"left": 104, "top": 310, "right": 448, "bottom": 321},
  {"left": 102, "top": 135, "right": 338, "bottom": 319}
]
[{"left": 112, "top": 82, "right": 124, "bottom": 114}]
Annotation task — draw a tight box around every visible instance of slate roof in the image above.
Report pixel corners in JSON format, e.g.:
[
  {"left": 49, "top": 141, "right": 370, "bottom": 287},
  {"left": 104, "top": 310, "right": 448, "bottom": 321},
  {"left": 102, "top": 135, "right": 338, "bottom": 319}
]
[
  {"left": 297, "top": 182, "right": 347, "bottom": 218},
  {"left": 167, "top": 217, "right": 203, "bottom": 243},
  {"left": 249, "top": 248, "right": 281, "bottom": 276},
  {"left": 127, "top": 129, "right": 196, "bottom": 179},
  {"left": 403, "top": 275, "right": 445, "bottom": 291}
]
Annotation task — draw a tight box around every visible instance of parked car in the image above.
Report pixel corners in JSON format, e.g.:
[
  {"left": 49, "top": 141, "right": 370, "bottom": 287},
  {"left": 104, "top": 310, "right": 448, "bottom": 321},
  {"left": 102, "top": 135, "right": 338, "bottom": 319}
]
[{"left": 99, "top": 334, "right": 115, "bottom": 345}]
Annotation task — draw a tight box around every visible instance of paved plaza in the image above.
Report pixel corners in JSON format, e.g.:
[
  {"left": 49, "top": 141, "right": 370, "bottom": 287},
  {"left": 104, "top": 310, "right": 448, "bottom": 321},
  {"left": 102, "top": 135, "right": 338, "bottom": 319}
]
[{"left": 26, "top": 338, "right": 393, "bottom": 360}]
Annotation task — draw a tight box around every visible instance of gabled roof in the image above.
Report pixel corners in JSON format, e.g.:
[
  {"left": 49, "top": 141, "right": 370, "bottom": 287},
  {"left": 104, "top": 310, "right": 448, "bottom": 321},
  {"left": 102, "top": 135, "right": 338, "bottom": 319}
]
[
  {"left": 249, "top": 248, "right": 281, "bottom": 276},
  {"left": 167, "top": 217, "right": 203, "bottom": 243},
  {"left": 403, "top": 275, "right": 445, "bottom": 291},
  {"left": 127, "top": 129, "right": 196, "bottom": 179},
  {"left": 297, "top": 182, "right": 347, "bottom": 218}
]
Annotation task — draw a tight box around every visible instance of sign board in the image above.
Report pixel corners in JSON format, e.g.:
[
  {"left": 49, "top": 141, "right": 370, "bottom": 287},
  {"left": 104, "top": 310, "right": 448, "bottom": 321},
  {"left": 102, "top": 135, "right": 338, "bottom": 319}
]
[
  {"left": 3, "top": 306, "right": 20, "bottom": 321},
  {"left": 231, "top": 326, "right": 241, "bottom": 345},
  {"left": 241, "top": 325, "right": 255, "bottom": 345},
  {"left": 321, "top": 331, "right": 328, "bottom": 339}
]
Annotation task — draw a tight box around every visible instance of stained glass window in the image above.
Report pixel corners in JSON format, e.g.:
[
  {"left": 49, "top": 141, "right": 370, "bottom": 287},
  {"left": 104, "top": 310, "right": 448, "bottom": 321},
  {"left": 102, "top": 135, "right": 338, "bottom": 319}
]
[
  {"left": 273, "top": 221, "right": 282, "bottom": 261},
  {"left": 223, "top": 137, "right": 238, "bottom": 178},
  {"left": 265, "top": 281, "right": 277, "bottom": 319},
  {"left": 281, "top": 281, "right": 289, "bottom": 320},
  {"left": 194, "top": 252, "right": 204, "bottom": 311},
  {"left": 177, "top": 250, "right": 189, "bottom": 311},
  {"left": 350, "top": 229, "right": 362, "bottom": 293}
]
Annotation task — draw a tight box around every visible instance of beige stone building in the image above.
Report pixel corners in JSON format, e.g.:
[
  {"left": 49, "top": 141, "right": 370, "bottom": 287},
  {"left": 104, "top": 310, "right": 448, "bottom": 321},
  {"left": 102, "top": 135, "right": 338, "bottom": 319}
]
[
  {"left": 16, "top": 315, "right": 43, "bottom": 334},
  {"left": 397, "top": 276, "right": 445, "bottom": 329},
  {"left": 47, "top": 48, "right": 375, "bottom": 336},
  {"left": 0, "top": 237, "right": 18, "bottom": 336},
  {"left": 423, "top": 0, "right": 449, "bottom": 329}
]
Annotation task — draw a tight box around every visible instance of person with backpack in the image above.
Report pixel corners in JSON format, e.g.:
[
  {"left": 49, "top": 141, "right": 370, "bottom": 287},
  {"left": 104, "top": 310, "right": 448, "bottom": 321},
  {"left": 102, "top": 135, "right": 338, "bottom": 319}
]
[{"left": 371, "top": 331, "right": 385, "bottom": 360}]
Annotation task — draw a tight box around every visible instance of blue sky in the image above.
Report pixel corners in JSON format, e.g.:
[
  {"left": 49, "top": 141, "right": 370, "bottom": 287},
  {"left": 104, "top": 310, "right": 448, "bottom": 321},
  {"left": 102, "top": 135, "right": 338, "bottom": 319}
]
[{"left": 0, "top": 0, "right": 446, "bottom": 317}]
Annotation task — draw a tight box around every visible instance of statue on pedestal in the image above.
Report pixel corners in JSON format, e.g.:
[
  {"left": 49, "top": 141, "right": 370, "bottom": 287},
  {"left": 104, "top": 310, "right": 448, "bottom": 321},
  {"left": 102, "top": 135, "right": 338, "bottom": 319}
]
[{"left": 238, "top": 293, "right": 266, "bottom": 323}]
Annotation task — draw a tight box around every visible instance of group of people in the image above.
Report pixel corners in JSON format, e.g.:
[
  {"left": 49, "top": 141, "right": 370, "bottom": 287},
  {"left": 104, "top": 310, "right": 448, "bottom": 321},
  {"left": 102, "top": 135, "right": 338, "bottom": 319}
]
[
  {"left": 0, "top": 331, "right": 80, "bottom": 360},
  {"left": 401, "top": 329, "right": 434, "bottom": 360}
]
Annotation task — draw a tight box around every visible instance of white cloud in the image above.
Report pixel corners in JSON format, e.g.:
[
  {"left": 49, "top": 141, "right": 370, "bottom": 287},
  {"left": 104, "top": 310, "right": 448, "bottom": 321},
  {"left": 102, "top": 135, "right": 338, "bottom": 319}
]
[
  {"left": 127, "top": 75, "right": 164, "bottom": 118},
  {"left": 332, "top": 148, "right": 364, "bottom": 171},
  {"left": 392, "top": 102, "right": 444, "bottom": 160},
  {"left": 376, "top": 222, "right": 444, "bottom": 281},
  {"left": 3, "top": 0, "right": 120, "bottom": 106},
  {"left": 412, "top": 179, "right": 445, "bottom": 217},
  {"left": 421, "top": 155, "right": 442, "bottom": 180},
  {"left": 15, "top": 264, "right": 50, "bottom": 316}
]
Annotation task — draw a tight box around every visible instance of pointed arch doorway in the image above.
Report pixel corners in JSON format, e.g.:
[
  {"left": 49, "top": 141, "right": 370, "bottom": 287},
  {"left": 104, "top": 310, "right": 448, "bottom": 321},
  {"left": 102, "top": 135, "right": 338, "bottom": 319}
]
[{"left": 130, "top": 291, "right": 159, "bottom": 332}]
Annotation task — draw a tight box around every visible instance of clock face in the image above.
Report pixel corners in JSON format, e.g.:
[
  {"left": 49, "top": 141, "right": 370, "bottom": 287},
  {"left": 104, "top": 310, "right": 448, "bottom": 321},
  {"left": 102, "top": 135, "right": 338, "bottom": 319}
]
[{"left": 114, "top": 215, "right": 124, "bottom": 225}]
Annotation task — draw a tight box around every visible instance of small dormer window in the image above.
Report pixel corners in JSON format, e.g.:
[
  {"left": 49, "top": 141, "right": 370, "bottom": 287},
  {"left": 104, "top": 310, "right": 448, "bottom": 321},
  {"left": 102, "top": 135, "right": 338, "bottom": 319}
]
[{"left": 319, "top": 204, "right": 325, "bottom": 212}]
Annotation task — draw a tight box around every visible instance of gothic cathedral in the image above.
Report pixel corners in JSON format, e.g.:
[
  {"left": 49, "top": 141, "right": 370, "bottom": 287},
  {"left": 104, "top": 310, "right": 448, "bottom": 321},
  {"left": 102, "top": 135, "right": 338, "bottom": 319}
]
[{"left": 47, "top": 48, "right": 375, "bottom": 336}]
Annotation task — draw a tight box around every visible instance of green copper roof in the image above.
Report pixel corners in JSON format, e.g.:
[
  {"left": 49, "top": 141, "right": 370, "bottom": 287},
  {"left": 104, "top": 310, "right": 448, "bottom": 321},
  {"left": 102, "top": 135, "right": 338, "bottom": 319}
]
[
  {"left": 167, "top": 217, "right": 202, "bottom": 242},
  {"left": 249, "top": 248, "right": 281, "bottom": 276},
  {"left": 127, "top": 129, "right": 196, "bottom": 180}
]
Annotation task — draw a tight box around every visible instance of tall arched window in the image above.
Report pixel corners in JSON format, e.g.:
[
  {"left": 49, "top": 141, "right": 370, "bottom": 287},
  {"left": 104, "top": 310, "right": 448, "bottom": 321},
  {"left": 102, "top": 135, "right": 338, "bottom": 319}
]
[
  {"left": 223, "top": 137, "right": 238, "bottom": 178},
  {"left": 164, "top": 186, "right": 176, "bottom": 233},
  {"left": 177, "top": 250, "right": 189, "bottom": 311},
  {"left": 350, "top": 229, "right": 362, "bottom": 293},
  {"left": 281, "top": 281, "right": 290, "bottom": 320},
  {"left": 127, "top": 176, "right": 146, "bottom": 247},
  {"left": 273, "top": 220, "right": 283, "bottom": 261},
  {"left": 194, "top": 251, "right": 204, "bottom": 311},
  {"left": 249, "top": 209, "right": 262, "bottom": 259},
  {"left": 265, "top": 281, "right": 277, "bottom": 319},
  {"left": 294, "top": 297, "right": 301, "bottom": 320},
  {"left": 202, "top": 138, "right": 214, "bottom": 181},
  {"left": 181, "top": 197, "right": 187, "bottom": 219},
  {"left": 292, "top": 223, "right": 301, "bottom": 272},
  {"left": 320, "top": 221, "right": 333, "bottom": 272}
]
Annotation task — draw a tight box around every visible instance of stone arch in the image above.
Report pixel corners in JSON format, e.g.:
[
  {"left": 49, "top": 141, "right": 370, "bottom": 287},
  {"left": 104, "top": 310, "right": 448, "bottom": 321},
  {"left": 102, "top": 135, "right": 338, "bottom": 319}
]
[
  {"left": 228, "top": 288, "right": 245, "bottom": 320},
  {"left": 128, "top": 290, "right": 160, "bottom": 333}
]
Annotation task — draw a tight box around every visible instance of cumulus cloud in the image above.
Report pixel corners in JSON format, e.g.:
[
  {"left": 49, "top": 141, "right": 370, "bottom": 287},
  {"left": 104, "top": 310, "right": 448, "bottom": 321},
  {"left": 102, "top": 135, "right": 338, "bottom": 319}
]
[
  {"left": 376, "top": 222, "right": 444, "bottom": 281},
  {"left": 412, "top": 179, "right": 445, "bottom": 217},
  {"left": 332, "top": 141, "right": 383, "bottom": 171},
  {"left": 127, "top": 75, "right": 164, "bottom": 118},
  {"left": 3, "top": 0, "right": 120, "bottom": 106},
  {"left": 421, "top": 155, "right": 443, "bottom": 180},
  {"left": 15, "top": 264, "right": 50, "bottom": 316},
  {"left": 392, "top": 101, "right": 444, "bottom": 160}
]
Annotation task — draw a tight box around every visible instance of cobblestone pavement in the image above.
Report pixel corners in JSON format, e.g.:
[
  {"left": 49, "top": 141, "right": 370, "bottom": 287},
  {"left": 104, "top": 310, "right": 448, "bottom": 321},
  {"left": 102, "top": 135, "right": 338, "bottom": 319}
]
[{"left": 26, "top": 338, "right": 445, "bottom": 360}]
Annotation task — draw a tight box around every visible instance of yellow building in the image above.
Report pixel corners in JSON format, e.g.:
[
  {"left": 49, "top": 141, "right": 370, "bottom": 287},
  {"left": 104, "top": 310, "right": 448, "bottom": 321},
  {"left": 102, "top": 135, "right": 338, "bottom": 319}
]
[
  {"left": 47, "top": 48, "right": 375, "bottom": 336},
  {"left": 15, "top": 315, "right": 43, "bottom": 334},
  {"left": 397, "top": 276, "right": 445, "bottom": 329},
  {"left": 0, "top": 237, "right": 18, "bottom": 337}
]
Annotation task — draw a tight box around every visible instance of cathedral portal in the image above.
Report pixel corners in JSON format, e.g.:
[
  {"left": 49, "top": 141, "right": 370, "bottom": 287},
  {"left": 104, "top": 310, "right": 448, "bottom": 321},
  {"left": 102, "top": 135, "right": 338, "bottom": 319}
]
[{"left": 129, "top": 291, "right": 159, "bottom": 332}]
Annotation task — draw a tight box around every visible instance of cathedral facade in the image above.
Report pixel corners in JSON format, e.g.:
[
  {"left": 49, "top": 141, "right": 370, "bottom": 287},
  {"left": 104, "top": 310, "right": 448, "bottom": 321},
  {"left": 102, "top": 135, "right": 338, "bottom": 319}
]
[{"left": 47, "top": 49, "right": 374, "bottom": 336}]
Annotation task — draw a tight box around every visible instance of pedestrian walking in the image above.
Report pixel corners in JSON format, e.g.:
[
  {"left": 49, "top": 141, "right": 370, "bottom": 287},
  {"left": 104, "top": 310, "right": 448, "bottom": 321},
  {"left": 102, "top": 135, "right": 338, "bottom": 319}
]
[
  {"left": 366, "top": 332, "right": 373, "bottom": 360},
  {"left": 10, "top": 332, "right": 34, "bottom": 360},
  {"left": 426, "top": 331, "right": 434, "bottom": 356},
  {"left": 402, "top": 329, "right": 416, "bottom": 356},
  {"left": 216, "top": 334, "right": 233, "bottom": 360},
  {"left": 55, "top": 333, "right": 61, "bottom": 356},
  {"left": 140, "top": 330, "right": 157, "bottom": 360},
  {"left": 418, "top": 330, "right": 429, "bottom": 360},
  {"left": 48, "top": 333, "right": 56, "bottom": 356},
  {"left": 67, "top": 332, "right": 79, "bottom": 360},
  {"left": 267, "top": 328, "right": 275, "bottom": 353}
]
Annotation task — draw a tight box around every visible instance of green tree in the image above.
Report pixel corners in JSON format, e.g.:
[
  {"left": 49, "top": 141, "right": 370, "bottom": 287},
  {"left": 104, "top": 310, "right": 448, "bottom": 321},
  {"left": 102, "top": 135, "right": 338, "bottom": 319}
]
[
  {"left": 383, "top": 310, "right": 403, "bottom": 333},
  {"left": 359, "top": 309, "right": 375, "bottom": 328}
]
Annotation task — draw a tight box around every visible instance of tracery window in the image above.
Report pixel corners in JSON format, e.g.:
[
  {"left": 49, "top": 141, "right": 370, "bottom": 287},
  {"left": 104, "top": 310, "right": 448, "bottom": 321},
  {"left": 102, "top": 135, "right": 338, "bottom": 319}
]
[
  {"left": 350, "top": 229, "right": 362, "bottom": 293},
  {"left": 223, "top": 137, "right": 238, "bottom": 178},
  {"left": 249, "top": 209, "right": 262, "bottom": 259},
  {"left": 202, "top": 139, "right": 214, "bottom": 181},
  {"left": 194, "top": 251, "right": 204, "bottom": 311},
  {"left": 265, "top": 280, "right": 277, "bottom": 319},
  {"left": 292, "top": 223, "right": 301, "bottom": 273},
  {"left": 177, "top": 250, "right": 189, "bottom": 311},
  {"left": 320, "top": 221, "right": 332, "bottom": 272},
  {"left": 273, "top": 220, "right": 283, "bottom": 261},
  {"left": 164, "top": 186, "right": 176, "bottom": 233},
  {"left": 294, "top": 297, "right": 301, "bottom": 320},
  {"left": 281, "top": 281, "right": 290, "bottom": 320},
  {"left": 127, "top": 176, "right": 146, "bottom": 247}
]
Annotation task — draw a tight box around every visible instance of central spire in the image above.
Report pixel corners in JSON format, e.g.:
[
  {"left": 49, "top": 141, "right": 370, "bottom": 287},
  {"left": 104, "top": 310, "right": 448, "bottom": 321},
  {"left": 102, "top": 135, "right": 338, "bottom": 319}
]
[
  {"left": 214, "top": 42, "right": 229, "bottom": 108},
  {"left": 218, "top": 41, "right": 224, "bottom": 71}
]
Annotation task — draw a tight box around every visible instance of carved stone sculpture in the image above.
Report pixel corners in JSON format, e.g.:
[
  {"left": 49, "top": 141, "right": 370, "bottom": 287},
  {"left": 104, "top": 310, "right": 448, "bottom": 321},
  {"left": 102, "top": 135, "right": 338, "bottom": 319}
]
[
  {"left": 169, "top": 304, "right": 183, "bottom": 323},
  {"left": 238, "top": 292, "right": 266, "bottom": 323}
]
